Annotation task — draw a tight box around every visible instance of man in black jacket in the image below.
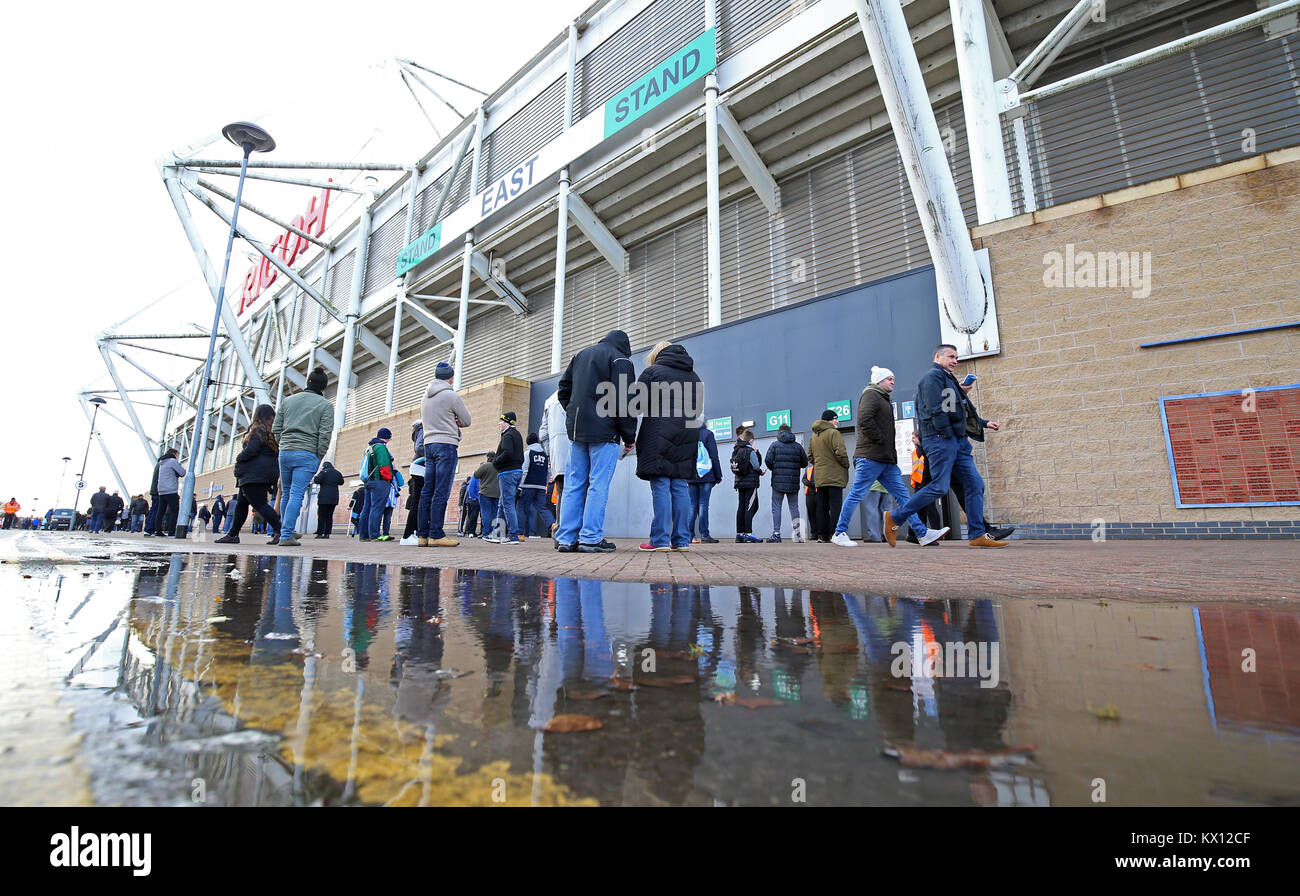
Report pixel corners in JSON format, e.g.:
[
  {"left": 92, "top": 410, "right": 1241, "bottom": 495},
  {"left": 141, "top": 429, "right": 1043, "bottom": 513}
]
[
  {"left": 554, "top": 330, "right": 637, "bottom": 553},
  {"left": 889, "top": 346, "right": 1008, "bottom": 548},
  {"left": 488, "top": 412, "right": 525, "bottom": 544},
  {"left": 764, "top": 425, "right": 807, "bottom": 543},
  {"left": 210, "top": 494, "right": 226, "bottom": 533},
  {"left": 143, "top": 458, "right": 162, "bottom": 536},
  {"left": 832, "top": 366, "right": 948, "bottom": 548},
  {"left": 313, "top": 462, "right": 345, "bottom": 538}
]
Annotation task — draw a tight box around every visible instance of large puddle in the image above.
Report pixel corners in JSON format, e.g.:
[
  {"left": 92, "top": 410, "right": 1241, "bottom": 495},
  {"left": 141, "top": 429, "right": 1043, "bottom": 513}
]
[{"left": 3, "top": 552, "right": 1298, "bottom": 806}]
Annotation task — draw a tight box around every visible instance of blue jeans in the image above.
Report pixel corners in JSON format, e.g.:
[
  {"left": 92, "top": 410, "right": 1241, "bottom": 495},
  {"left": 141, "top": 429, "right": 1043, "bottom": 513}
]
[
  {"left": 689, "top": 481, "right": 714, "bottom": 538},
  {"left": 556, "top": 441, "right": 621, "bottom": 546},
  {"left": 89, "top": 511, "right": 104, "bottom": 532},
  {"left": 363, "top": 479, "right": 389, "bottom": 539},
  {"left": 130, "top": 513, "right": 145, "bottom": 532},
  {"left": 517, "top": 488, "right": 555, "bottom": 536},
  {"left": 417, "top": 442, "right": 458, "bottom": 539},
  {"left": 836, "top": 457, "right": 928, "bottom": 537},
  {"left": 478, "top": 495, "right": 499, "bottom": 537},
  {"left": 770, "top": 489, "right": 800, "bottom": 537},
  {"left": 863, "top": 489, "right": 895, "bottom": 542},
  {"left": 496, "top": 470, "right": 523, "bottom": 540},
  {"left": 648, "top": 477, "right": 692, "bottom": 548},
  {"left": 278, "top": 449, "right": 319, "bottom": 538},
  {"left": 893, "top": 436, "right": 987, "bottom": 540}
]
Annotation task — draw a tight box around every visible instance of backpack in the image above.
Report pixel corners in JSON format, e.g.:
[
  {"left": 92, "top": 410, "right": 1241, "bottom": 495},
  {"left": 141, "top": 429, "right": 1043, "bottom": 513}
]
[
  {"left": 730, "top": 442, "right": 752, "bottom": 477},
  {"left": 696, "top": 442, "right": 712, "bottom": 478},
  {"left": 366, "top": 443, "right": 394, "bottom": 482}
]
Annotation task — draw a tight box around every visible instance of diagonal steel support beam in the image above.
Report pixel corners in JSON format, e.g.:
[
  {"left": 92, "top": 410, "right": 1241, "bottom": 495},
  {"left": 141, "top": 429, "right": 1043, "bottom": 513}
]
[
  {"left": 281, "top": 366, "right": 308, "bottom": 390},
  {"left": 190, "top": 167, "right": 362, "bottom": 193},
  {"left": 567, "top": 193, "right": 630, "bottom": 275},
  {"left": 111, "top": 342, "right": 207, "bottom": 362},
  {"left": 160, "top": 164, "right": 270, "bottom": 405},
  {"left": 470, "top": 252, "right": 528, "bottom": 314},
  {"left": 715, "top": 103, "right": 781, "bottom": 215},
  {"left": 176, "top": 159, "right": 408, "bottom": 171},
  {"left": 356, "top": 325, "right": 391, "bottom": 367},
  {"left": 97, "top": 345, "right": 160, "bottom": 464},
  {"left": 311, "top": 346, "right": 358, "bottom": 388},
  {"left": 102, "top": 341, "right": 196, "bottom": 407},
  {"left": 197, "top": 179, "right": 330, "bottom": 250},
  {"left": 402, "top": 296, "right": 458, "bottom": 342},
  {"left": 179, "top": 176, "right": 345, "bottom": 324}
]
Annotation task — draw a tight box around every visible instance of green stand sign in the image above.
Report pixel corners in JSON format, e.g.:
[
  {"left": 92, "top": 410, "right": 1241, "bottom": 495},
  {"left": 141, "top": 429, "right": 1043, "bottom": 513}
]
[
  {"left": 397, "top": 222, "right": 442, "bottom": 276},
  {"left": 765, "top": 409, "right": 791, "bottom": 431},
  {"left": 826, "top": 399, "right": 851, "bottom": 422},
  {"left": 604, "top": 29, "right": 716, "bottom": 139}
]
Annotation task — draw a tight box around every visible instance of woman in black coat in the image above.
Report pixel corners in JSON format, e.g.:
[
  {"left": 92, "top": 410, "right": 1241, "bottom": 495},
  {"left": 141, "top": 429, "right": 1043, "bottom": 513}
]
[
  {"left": 313, "top": 461, "right": 345, "bottom": 538},
  {"left": 216, "top": 404, "right": 284, "bottom": 545},
  {"left": 634, "top": 341, "right": 702, "bottom": 551}
]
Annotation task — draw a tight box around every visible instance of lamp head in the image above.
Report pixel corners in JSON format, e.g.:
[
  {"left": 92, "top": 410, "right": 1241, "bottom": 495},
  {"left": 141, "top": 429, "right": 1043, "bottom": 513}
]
[{"left": 222, "top": 121, "right": 275, "bottom": 155}]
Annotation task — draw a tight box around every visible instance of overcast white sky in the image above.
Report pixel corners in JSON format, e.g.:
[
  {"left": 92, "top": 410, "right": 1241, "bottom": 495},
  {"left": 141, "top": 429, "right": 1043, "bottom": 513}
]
[{"left": 0, "top": 0, "right": 591, "bottom": 516}]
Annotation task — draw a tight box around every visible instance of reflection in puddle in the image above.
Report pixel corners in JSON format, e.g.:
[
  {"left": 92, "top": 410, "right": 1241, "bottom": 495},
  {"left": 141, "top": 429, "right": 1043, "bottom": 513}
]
[{"left": 4, "top": 553, "right": 1300, "bottom": 806}]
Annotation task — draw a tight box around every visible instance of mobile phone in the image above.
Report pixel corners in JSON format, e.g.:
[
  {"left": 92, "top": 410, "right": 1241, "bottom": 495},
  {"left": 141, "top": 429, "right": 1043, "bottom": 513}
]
[{"left": 962, "top": 374, "right": 977, "bottom": 387}]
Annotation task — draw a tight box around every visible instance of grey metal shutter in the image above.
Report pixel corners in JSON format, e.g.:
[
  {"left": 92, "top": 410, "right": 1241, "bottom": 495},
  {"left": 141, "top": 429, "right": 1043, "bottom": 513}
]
[
  {"left": 560, "top": 257, "right": 624, "bottom": 361},
  {"left": 364, "top": 205, "right": 409, "bottom": 296},
  {"left": 415, "top": 156, "right": 476, "bottom": 232},
  {"left": 577, "top": 0, "right": 707, "bottom": 118},
  {"left": 482, "top": 77, "right": 566, "bottom": 188},
  {"left": 392, "top": 344, "right": 454, "bottom": 413},
  {"left": 717, "top": 0, "right": 823, "bottom": 62},
  {"left": 1026, "top": 5, "right": 1300, "bottom": 208},
  {"left": 327, "top": 251, "right": 355, "bottom": 310},
  {"left": 345, "top": 362, "right": 387, "bottom": 427}
]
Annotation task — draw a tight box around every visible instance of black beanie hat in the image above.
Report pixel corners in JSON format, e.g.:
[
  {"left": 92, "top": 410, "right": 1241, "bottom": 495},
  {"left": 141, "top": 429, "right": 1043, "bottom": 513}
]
[{"left": 307, "top": 367, "right": 328, "bottom": 391}]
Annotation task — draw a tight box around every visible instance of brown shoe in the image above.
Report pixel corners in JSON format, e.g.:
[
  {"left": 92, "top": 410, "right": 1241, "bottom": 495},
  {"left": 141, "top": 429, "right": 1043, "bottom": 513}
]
[
  {"left": 882, "top": 511, "right": 898, "bottom": 547},
  {"left": 428, "top": 536, "right": 460, "bottom": 547},
  {"left": 418, "top": 537, "right": 430, "bottom": 547},
  {"left": 969, "top": 534, "right": 1009, "bottom": 548}
]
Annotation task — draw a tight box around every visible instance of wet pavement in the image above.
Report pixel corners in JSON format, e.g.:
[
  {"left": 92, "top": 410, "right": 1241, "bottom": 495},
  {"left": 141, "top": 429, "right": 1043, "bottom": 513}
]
[{"left": 2, "top": 541, "right": 1298, "bottom": 806}]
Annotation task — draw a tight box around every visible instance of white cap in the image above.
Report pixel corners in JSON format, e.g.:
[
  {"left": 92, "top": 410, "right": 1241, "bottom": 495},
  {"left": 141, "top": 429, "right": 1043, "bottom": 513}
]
[{"left": 871, "top": 365, "right": 895, "bottom": 384}]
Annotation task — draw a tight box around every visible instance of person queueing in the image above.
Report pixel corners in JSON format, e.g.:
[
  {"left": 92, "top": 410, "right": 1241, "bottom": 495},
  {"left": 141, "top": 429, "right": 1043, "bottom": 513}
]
[
  {"left": 635, "top": 340, "right": 702, "bottom": 552},
  {"left": 215, "top": 404, "right": 284, "bottom": 545},
  {"left": 689, "top": 422, "right": 722, "bottom": 544},
  {"left": 731, "top": 428, "right": 764, "bottom": 543},
  {"left": 359, "top": 428, "right": 396, "bottom": 542},
  {"left": 764, "top": 424, "right": 808, "bottom": 543},
  {"left": 473, "top": 453, "right": 500, "bottom": 538},
  {"left": 554, "top": 330, "right": 638, "bottom": 554},
  {"left": 400, "top": 422, "right": 426, "bottom": 545},
  {"left": 417, "top": 361, "right": 472, "bottom": 548},
  {"left": 489, "top": 413, "right": 525, "bottom": 545},
  {"left": 154, "top": 449, "right": 187, "bottom": 536},
  {"left": 462, "top": 474, "right": 481, "bottom": 538},
  {"left": 313, "top": 461, "right": 345, "bottom": 538},
  {"left": 519, "top": 432, "right": 555, "bottom": 538},
  {"left": 272, "top": 365, "right": 334, "bottom": 547},
  {"left": 887, "top": 344, "right": 1009, "bottom": 548},
  {"left": 538, "top": 389, "right": 569, "bottom": 534},
  {"left": 210, "top": 494, "right": 227, "bottom": 533},
  {"left": 832, "top": 365, "right": 948, "bottom": 548}
]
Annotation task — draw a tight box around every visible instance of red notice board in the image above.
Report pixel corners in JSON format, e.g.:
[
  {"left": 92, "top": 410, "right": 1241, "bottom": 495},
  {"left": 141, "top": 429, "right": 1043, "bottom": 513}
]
[{"left": 1160, "top": 385, "right": 1300, "bottom": 507}]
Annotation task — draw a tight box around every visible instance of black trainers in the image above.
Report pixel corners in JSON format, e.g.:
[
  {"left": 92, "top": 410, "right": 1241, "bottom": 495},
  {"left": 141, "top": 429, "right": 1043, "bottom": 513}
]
[
  {"left": 765, "top": 535, "right": 782, "bottom": 543},
  {"left": 988, "top": 525, "right": 1017, "bottom": 541},
  {"left": 578, "top": 540, "right": 616, "bottom": 553},
  {"left": 555, "top": 542, "right": 577, "bottom": 553},
  {"left": 214, "top": 534, "right": 239, "bottom": 545}
]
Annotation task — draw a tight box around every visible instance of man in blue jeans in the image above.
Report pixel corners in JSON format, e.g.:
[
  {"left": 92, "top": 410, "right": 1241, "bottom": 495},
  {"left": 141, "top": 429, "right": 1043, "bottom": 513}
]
[
  {"left": 360, "top": 428, "right": 396, "bottom": 542},
  {"left": 554, "top": 330, "right": 638, "bottom": 553},
  {"left": 272, "top": 366, "right": 335, "bottom": 547},
  {"left": 689, "top": 424, "right": 722, "bottom": 543},
  {"left": 887, "top": 346, "right": 1008, "bottom": 548},
  {"left": 418, "top": 361, "right": 471, "bottom": 547},
  {"left": 833, "top": 365, "right": 947, "bottom": 548},
  {"left": 490, "top": 412, "right": 525, "bottom": 545}
]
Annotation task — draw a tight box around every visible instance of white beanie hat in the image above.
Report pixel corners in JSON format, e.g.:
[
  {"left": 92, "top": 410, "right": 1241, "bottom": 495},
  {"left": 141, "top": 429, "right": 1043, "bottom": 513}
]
[{"left": 871, "top": 365, "right": 895, "bottom": 384}]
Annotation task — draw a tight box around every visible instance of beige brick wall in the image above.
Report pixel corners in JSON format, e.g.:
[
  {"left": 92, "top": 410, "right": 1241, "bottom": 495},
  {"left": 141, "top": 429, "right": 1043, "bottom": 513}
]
[
  {"left": 968, "top": 155, "right": 1300, "bottom": 526},
  {"left": 195, "top": 376, "right": 532, "bottom": 533}
]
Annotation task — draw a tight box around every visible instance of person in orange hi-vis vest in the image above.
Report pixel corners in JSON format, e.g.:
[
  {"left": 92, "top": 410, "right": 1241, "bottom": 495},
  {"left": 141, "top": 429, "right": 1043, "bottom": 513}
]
[{"left": 3, "top": 498, "right": 20, "bottom": 530}]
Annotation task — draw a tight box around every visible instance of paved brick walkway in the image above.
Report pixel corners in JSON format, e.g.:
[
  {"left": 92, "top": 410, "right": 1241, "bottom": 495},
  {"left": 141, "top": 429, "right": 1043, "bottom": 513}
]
[{"left": 11, "top": 531, "right": 1298, "bottom": 602}]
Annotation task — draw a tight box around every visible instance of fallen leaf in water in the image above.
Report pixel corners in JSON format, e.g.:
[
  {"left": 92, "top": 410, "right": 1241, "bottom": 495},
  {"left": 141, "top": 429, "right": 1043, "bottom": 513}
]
[
  {"left": 544, "top": 714, "right": 604, "bottom": 733},
  {"left": 1138, "top": 635, "right": 1162, "bottom": 641},
  {"left": 1136, "top": 663, "right": 1170, "bottom": 672},
  {"left": 884, "top": 743, "right": 1034, "bottom": 770},
  {"left": 1037, "top": 603, "right": 1053, "bottom": 608},
  {"left": 732, "top": 695, "right": 783, "bottom": 709},
  {"left": 566, "top": 690, "right": 609, "bottom": 701},
  {"left": 1086, "top": 700, "right": 1121, "bottom": 721},
  {"left": 885, "top": 684, "right": 911, "bottom": 692}
]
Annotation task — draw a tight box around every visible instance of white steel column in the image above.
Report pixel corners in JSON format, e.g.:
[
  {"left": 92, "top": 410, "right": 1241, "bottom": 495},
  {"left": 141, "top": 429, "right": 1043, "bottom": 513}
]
[
  {"left": 551, "top": 21, "right": 579, "bottom": 375},
  {"left": 949, "top": 0, "right": 1013, "bottom": 223},
  {"left": 853, "top": 0, "right": 987, "bottom": 335},
  {"left": 159, "top": 165, "right": 270, "bottom": 405},
  {"left": 386, "top": 170, "right": 421, "bottom": 412},
  {"left": 703, "top": 0, "right": 722, "bottom": 327},
  {"left": 453, "top": 235, "right": 474, "bottom": 390},
  {"left": 332, "top": 204, "right": 375, "bottom": 438},
  {"left": 97, "top": 343, "right": 158, "bottom": 464}
]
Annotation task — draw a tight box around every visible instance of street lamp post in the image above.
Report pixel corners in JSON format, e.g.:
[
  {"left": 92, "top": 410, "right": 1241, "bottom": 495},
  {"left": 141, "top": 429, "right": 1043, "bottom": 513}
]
[
  {"left": 53, "top": 456, "right": 72, "bottom": 520},
  {"left": 175, "top": 122, "right": 275, "bottom": 538},
  {"left": 75, "top": 399, "right": 106, "bottom": 530}
]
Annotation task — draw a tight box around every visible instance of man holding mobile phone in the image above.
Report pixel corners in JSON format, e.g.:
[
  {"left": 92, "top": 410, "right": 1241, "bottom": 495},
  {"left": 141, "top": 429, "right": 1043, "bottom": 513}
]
[{"left": 887, "top": 344, "right": 1009, "bottom": 548}]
